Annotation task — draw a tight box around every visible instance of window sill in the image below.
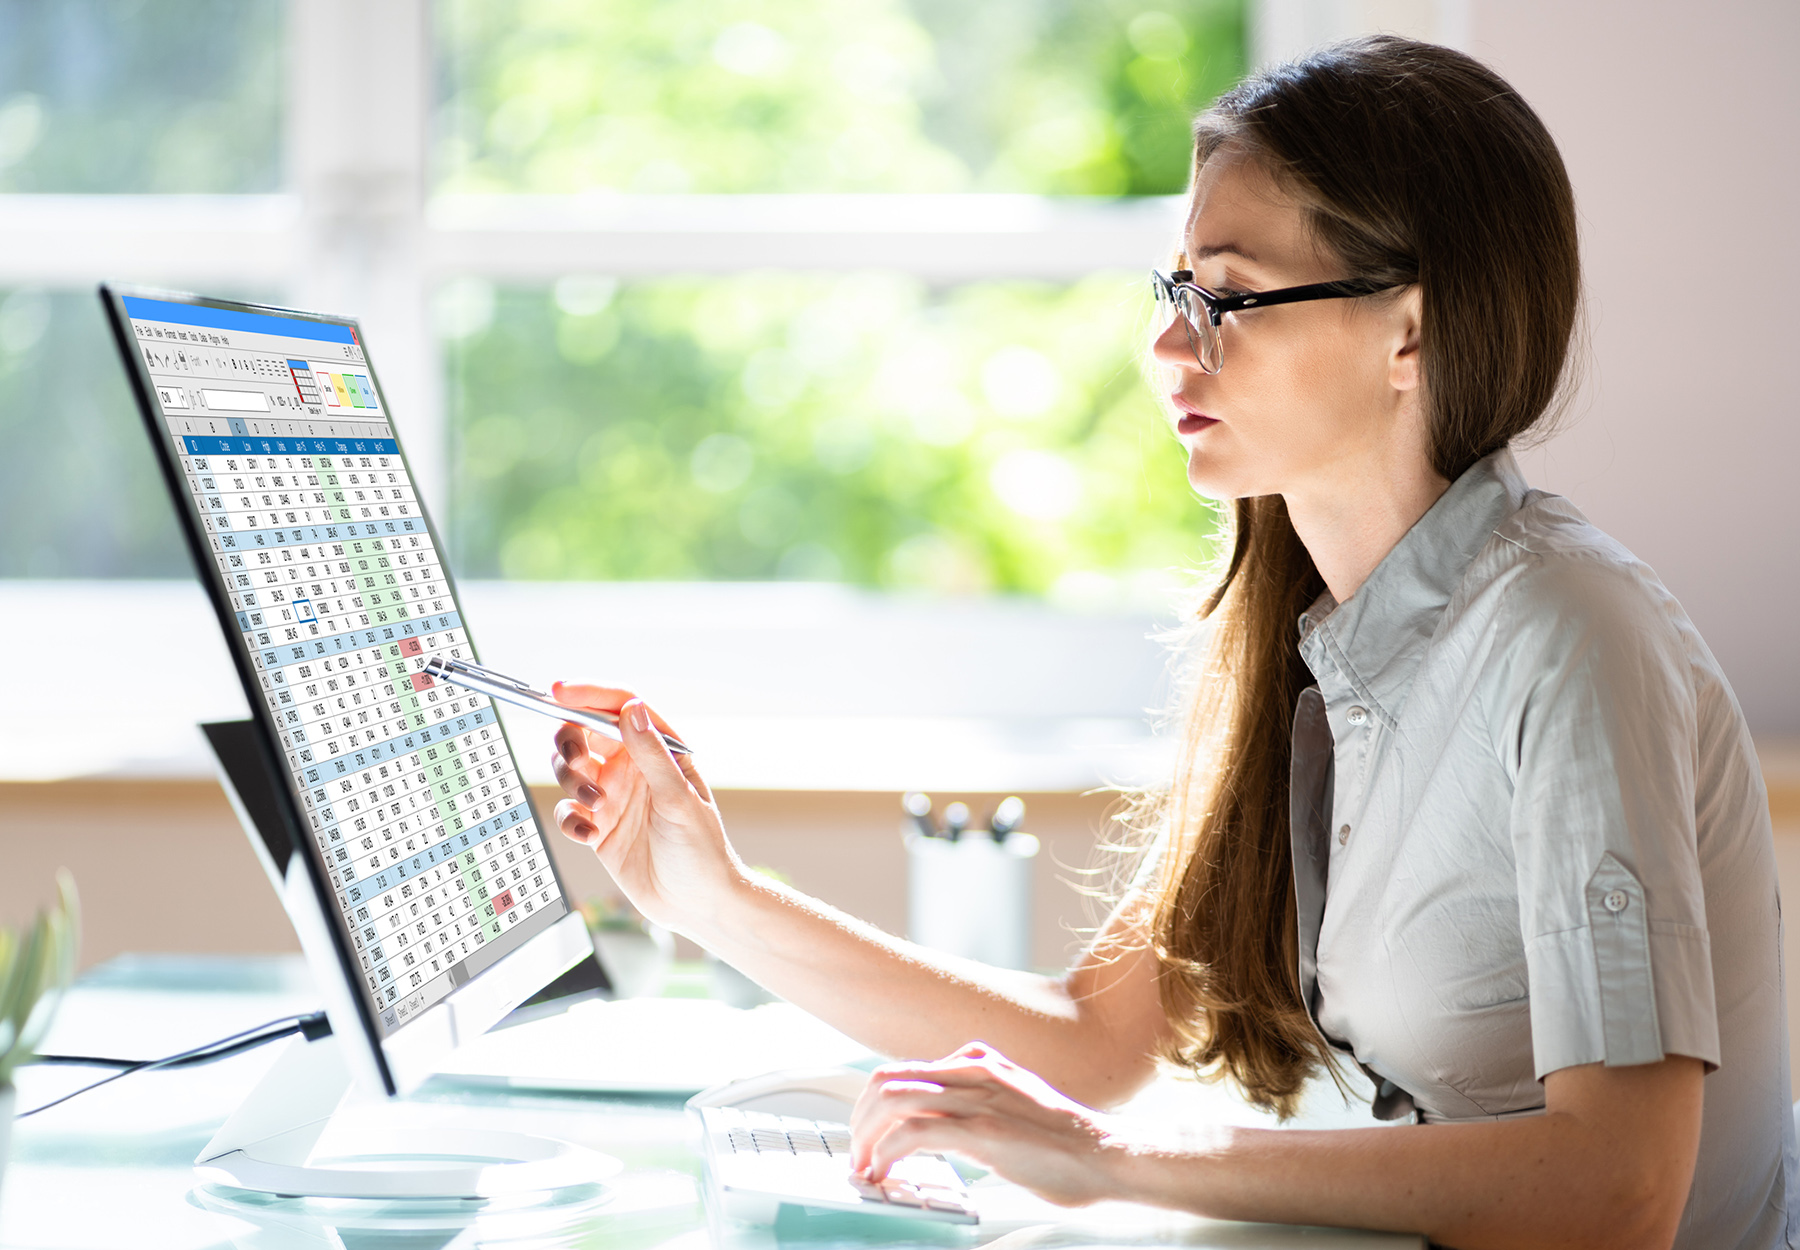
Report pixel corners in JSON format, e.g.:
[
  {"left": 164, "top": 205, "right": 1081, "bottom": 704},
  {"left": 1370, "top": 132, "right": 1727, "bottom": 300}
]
[{"left": 1, "top": 579, "right": 1177, "bottom": 791}]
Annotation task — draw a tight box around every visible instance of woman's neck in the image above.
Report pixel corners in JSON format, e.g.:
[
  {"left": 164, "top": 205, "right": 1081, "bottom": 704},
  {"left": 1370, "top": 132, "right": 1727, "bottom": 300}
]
[{"left": 1285, "top": 456, "right": 1451, "bottom": 605}]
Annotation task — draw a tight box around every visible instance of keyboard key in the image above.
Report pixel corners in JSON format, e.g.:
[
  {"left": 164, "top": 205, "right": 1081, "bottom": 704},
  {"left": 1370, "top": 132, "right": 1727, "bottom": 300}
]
[{"left": 750, "top": 1129, "right": 792, "bottom": 1153}]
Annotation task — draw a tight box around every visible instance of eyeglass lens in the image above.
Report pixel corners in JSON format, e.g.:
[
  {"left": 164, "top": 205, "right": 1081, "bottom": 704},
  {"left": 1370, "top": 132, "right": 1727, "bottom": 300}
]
[{"left": 1157, "top": 282, "right": 1223, "bottom": 374}]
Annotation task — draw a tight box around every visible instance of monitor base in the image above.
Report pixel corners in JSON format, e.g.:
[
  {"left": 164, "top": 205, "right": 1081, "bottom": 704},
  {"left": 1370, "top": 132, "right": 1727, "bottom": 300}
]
[{"left": 195, "top": 1034, "right": 619, "bottom": 1200}]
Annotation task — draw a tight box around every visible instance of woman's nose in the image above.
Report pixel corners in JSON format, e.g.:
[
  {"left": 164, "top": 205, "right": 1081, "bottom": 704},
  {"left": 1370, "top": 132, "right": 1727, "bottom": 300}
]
[{"left": 1150, "top": 309, "right": 1200, "bottom": 371}]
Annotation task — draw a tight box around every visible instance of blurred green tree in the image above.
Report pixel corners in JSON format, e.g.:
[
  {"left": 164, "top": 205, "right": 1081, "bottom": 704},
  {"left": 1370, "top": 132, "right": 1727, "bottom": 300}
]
[
  {"left": 437, "top": 0, "right": 1245, "bottom": 194},
  {"left": 0, "top": 0, "right": 281, "bottom": 194},
  {"left": 446, "top": 273, "right": 1217, "bottom": 601},
  {"left": 439, "top": 0, "right": 1242, "bottom": 595}
]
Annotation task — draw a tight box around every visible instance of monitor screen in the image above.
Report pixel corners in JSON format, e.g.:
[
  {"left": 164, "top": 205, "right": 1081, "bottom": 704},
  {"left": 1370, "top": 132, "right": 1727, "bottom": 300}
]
[{"left": 109, "top": 292, "right": 572, "bottom": 1040}]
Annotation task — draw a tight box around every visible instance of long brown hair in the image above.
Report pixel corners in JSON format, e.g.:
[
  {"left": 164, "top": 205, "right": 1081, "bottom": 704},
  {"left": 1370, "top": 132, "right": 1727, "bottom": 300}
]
[{"left": 1146, "top": 36, "right": 1581, "bottom": 1116}]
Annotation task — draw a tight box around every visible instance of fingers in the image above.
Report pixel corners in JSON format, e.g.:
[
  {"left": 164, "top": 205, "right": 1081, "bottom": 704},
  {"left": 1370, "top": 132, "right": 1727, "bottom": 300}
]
[
  {"left": 863, "top": 1115, "right": 989, "bottom": 1183},
  {"left": 618, "top": 697, "right": 699, "bottom": 807},
  {"left": 551, "top": 745, "right": 603, "bottom": 806},
  {"left": 850, "top": 1042, "right": 1067, "bottom": 1173},
  {"left": 553, "top": 719, "right": 589, "bottom": 767},
  {"left": 851, "top": 1061, "right": 1007, "bottom": 1173},
  {"left": 552, "top": 682, "right": 684, "bottom": 739},
  {"left": 553, "top": 796, "right": 599, "bottom": 847},
  {"left": 549, "top": 682, "right": 636, "bottom": 715}
]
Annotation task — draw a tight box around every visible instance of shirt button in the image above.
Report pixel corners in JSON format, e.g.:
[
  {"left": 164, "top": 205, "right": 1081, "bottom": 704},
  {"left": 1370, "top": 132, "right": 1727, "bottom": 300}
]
[
  {"left": 1346, "top": 706, "right": 1368, "bottom": 726},
  {"left": 1337, "top": 824, "right": 1351, "bottom": 845},
  {"left": 1603, "top": 890, "right": 1629, "bottom": 913}
]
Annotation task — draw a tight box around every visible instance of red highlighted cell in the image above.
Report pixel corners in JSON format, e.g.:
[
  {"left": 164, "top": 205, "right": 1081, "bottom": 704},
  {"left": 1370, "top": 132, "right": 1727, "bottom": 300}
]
[
  {"left": 399, "top": 638, "right": 423, "bottom": 657},
  {"left": 491, "top": 888, "right": 516, "bottom": 913},
  {"left": 409, "top": 672, "right": 434, "bottom": 691}
]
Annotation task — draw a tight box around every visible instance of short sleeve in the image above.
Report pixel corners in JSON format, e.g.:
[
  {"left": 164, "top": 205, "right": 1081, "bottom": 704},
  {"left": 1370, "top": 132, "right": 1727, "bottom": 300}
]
[{"left": 1498, "top": 555, "right": 1719, "bottom": 1079}]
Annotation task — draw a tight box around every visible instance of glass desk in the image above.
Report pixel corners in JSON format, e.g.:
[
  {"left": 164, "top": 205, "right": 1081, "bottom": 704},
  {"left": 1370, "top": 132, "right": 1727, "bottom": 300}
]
[{"left": 1, "top": 957, "right": 1422, "bottom": 1249}]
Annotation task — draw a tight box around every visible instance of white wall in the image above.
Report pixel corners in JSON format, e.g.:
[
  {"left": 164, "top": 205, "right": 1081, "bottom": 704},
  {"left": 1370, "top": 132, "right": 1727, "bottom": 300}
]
[
  {"left": 1259, "top": 0, "right": 1800, "bottom": 734},
  {"left": 1474, "top": 0, "right": 1800, "bottom": 735}
]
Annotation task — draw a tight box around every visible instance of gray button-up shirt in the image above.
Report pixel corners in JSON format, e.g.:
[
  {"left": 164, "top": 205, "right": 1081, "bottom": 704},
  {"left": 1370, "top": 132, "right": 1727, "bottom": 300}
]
[{"left": 1289, "top": 449, "right": 1797, "bottom": 1249}]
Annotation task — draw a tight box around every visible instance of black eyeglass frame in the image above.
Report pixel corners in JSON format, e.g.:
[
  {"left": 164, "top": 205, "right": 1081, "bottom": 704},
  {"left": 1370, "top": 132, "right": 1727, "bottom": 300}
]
[{"left": 1151, "top": 268, "right": 1401, "bottom": 373}]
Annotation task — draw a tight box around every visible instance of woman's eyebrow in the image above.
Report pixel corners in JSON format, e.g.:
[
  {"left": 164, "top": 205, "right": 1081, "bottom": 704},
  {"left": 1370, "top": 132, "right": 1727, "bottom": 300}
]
[{"left": 1189, "top": 243, "right": 1260, "bottom": 264}]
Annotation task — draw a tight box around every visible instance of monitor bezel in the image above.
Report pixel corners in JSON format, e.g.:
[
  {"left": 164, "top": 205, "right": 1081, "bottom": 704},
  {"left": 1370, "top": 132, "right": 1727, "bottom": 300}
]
[{"left": 99, "top": 282, "right": 589, "bottom": 1095}]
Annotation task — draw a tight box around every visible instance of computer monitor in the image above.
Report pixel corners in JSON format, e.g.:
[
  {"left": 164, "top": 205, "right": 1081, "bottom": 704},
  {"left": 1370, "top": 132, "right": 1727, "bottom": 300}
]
[{"left": 100, "top": 284, "right": 605, "bottom": 1197}]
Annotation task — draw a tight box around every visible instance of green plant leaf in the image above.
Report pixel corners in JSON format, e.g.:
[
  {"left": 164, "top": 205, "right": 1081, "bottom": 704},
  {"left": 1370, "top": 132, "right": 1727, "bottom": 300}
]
[{"left": 0, "top": 869, "right": 80, "bottom": 1084}]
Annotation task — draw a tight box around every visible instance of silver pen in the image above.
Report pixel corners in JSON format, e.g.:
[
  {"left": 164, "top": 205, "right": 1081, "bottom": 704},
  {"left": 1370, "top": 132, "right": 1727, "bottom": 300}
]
[{"left": 422, "top": 656, "right": 692, "bottom": 756}]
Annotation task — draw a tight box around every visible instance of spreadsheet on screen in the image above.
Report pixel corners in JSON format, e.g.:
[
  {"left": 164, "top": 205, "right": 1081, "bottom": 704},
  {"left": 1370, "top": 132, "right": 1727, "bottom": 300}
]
[{"left": 121, "top": 296, "right": 569, "bottom": 1036}]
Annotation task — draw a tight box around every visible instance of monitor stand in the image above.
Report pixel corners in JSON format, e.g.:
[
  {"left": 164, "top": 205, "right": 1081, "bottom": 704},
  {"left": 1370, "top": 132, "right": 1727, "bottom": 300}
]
[
  {"left": 197, "top": 719, "right": 620, "bottom": 1200},
  {"left": 194, "top": 1032, "right": 615, "bottom": 1198}
]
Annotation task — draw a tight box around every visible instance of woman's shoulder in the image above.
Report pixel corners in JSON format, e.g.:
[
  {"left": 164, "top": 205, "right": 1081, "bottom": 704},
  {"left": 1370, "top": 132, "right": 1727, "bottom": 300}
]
[
  {"left": 1470, "top": 487, "right": 1692, "bottom": 653},
  {"left": 1448, "top": 487, "right": 1752, "bottom": 751}
]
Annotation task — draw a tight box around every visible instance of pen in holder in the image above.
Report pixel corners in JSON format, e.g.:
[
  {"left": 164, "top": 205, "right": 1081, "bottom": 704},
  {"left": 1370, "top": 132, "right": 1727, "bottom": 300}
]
[{"left": 903, "top": 794, "right": 1039, "bottom": 971}]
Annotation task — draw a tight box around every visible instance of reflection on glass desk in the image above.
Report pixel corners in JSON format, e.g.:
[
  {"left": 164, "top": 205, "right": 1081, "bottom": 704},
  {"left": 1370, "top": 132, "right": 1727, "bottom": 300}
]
[{"left": 2, "top": 956, "right": 1424, "bottom": 1249}]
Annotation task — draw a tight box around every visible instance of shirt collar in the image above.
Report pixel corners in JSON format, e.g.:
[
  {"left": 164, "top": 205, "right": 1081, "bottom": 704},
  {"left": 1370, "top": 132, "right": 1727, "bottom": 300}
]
[{"left": 1297, "top": 448, "right": 1529, "bottom": 722}]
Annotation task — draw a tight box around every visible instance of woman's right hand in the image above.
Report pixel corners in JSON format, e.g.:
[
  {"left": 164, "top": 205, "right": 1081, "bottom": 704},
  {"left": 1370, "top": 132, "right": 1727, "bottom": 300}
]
[{"left": 547, "top": 683, "right": 743, "bottom": 934}]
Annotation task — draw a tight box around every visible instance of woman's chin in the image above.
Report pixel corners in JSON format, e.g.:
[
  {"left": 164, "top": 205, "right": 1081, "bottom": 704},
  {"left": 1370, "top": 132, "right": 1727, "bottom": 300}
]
[{"left": 1185, "top": 452, "right": 1247, "bottom": 502}]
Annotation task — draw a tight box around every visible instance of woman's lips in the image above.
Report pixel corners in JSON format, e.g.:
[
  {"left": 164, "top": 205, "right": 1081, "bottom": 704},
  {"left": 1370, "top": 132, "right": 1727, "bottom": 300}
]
[{"left": 1171, "top": 394, "right": 1217, "bottom": 435}]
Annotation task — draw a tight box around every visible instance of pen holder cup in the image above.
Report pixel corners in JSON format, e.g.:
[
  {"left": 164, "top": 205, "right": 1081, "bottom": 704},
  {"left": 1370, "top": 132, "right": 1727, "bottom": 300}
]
[{"left": 905, "top": 828, "right": 1040, "bottom": 971}]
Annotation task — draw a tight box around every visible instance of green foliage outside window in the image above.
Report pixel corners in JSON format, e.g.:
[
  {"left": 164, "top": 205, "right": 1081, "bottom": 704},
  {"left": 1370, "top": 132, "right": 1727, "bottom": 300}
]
[
  {"left": 0, "top": 0, "right": 281, "bottom": 194},
  {"left": 0, "top": 289, "right": 188, "bottom": 576},
  {"left": 445, "top": 274, "right": 1218, "bottom": 600},
  {"left": 437, "top": 0, "right": 1246, "bottom": 195},
  {"left": 439, "top": 0, "right": 1244, "bottom": 594}
]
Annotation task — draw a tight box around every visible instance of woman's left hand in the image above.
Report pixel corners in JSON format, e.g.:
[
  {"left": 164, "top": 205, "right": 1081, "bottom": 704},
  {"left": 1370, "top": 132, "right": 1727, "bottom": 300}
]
[{"left": 849, "top": 1041, "right": 1129, "bottom": 1208}]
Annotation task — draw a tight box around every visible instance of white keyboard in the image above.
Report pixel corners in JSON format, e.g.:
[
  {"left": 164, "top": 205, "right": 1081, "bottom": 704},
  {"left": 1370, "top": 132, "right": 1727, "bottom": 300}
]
[{"left": 697, "top": 1105, "right": 977, "bottom": 1224}]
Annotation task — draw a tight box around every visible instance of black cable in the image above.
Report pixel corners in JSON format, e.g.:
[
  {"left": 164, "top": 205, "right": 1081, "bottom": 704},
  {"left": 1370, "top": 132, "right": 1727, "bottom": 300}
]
[
  {"left": 34, "top": 1012, "right": 330, "bottom": 1069},
  {"left": 17, "top": 1011, "right": 331, "bottom": 1119}
]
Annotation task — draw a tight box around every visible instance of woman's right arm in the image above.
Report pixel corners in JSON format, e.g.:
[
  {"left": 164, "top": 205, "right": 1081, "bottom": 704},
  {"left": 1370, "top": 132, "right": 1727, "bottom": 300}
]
[{"left": 548, "top": 684, "right": 1171, "bottom": 1109}]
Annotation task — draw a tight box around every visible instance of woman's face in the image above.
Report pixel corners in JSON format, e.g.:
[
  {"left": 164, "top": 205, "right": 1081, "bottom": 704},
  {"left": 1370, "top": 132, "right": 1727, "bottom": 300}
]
[{"left": 1153, "top": 151, "right": 1426, "bottom": 505}]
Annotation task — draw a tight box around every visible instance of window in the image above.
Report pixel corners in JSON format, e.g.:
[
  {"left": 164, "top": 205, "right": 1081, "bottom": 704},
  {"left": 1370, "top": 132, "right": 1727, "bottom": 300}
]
[
  {"left": 2, "top": 1, "right": 1246, "bottom": 784},
  {"left": 2, "top": 0, "right": 1241, "bottom": 587}
]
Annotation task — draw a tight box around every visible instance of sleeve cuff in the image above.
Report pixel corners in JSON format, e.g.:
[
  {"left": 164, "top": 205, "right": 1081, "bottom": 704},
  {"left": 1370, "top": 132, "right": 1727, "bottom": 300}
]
[{"left": 1524, "top": 854, "right": 1719, "bottom": 1077}]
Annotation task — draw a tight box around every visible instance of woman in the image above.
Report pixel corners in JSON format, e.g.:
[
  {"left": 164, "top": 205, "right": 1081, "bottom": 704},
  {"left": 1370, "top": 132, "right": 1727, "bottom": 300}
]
[{"left": 548, "top": 36, "right": 1795, "bottom": 1250}]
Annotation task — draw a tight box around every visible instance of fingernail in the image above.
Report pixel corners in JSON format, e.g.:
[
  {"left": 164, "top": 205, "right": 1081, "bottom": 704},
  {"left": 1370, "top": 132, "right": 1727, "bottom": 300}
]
[
  {"left": 573, "top": 821, "right": 596, "bottom": 840},
  {"left": 578, "top": 784, "right": 600, "bottom": 806},
  {"left": 633, "top": 705, "right": 650, "bottom": 732}
]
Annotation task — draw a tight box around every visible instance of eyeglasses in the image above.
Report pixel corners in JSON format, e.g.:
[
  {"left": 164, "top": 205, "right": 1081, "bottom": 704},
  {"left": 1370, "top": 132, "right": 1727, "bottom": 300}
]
[{"left": 1150, "top": 268, "right": 1400, "bottom": 374}]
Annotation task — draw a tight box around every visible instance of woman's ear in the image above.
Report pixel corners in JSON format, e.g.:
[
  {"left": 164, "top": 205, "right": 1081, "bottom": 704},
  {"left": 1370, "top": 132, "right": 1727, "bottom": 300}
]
[{"left": 1389, "top": 285, "right": 1424, "bottom": 393}]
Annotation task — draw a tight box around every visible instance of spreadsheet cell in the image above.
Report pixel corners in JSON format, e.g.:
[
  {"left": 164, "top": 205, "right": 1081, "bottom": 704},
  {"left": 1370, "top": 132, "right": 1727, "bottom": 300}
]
[{"left": 125, "top": 306, "right": 570, "bottom": 1034}]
